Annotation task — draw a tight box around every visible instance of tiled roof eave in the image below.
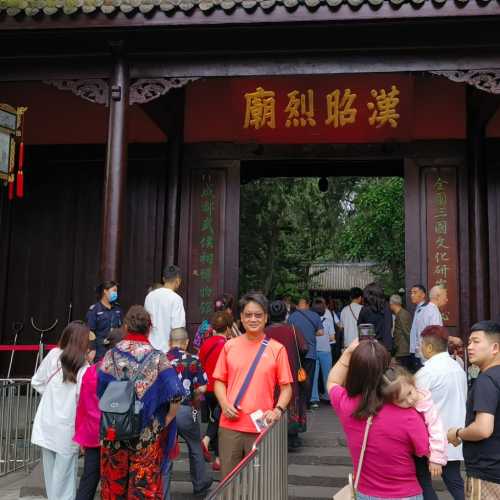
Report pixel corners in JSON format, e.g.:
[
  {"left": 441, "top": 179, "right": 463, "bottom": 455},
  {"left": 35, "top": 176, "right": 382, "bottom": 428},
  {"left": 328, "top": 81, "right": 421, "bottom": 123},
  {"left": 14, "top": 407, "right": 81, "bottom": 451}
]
[{"left": 0, "top": 0, "right": 489, "bottom": 18}]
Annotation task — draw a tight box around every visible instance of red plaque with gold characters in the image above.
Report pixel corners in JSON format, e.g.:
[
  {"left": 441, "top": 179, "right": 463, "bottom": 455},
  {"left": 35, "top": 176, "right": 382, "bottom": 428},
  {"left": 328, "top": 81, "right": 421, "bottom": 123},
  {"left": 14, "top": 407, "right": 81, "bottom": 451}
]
[{"left": 185, "top": 74, "right": 413, "bottom": 144}]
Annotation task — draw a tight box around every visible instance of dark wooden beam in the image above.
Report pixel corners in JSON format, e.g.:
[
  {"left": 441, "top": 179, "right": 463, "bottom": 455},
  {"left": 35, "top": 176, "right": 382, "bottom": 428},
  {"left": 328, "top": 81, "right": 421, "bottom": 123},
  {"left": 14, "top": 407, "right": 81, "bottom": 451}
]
[
  {"left": 100, "top": 43, "right": 129, "bottom": 282},
  {"left": 2, "top": 49, "right": 500, "bottom": 82},
  {"left": 467, "top": 87, "right": 500, "bottom": 323}
]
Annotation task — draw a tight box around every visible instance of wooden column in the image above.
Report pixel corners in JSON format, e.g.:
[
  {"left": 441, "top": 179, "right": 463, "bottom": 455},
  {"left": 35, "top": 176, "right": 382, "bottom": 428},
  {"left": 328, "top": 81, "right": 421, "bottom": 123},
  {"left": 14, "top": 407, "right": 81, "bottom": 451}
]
[
  {"left": 165, "top": 89, "right": 185, "bottom": 265},
  {"left": 100, "top": 44, "right": 129, "bottom": 281},
  {"left": 466, "top": 87, "right": 500, "bottom": 323}
]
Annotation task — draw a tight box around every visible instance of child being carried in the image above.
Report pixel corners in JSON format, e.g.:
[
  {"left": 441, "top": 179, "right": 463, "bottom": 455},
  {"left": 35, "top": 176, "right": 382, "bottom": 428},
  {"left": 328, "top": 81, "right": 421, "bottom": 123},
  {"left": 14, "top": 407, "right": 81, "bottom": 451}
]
[{"left": 382, "top": 365, "right": 447, "bottom": 477}]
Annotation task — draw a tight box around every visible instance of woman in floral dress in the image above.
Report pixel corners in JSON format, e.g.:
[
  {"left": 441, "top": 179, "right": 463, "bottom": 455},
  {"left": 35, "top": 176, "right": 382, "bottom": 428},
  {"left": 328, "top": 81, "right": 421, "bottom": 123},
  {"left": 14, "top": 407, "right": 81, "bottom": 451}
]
[{"left": 98, "top": 305, "right": 184, "bottom": 499}]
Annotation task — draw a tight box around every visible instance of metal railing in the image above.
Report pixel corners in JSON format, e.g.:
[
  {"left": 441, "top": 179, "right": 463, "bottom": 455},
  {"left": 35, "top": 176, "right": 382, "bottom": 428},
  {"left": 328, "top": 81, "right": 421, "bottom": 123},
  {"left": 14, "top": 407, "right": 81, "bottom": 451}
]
[
  {"left": 206, "top": 414, "right": 288, "bottom": 500},
  {"left": 0, "top": 379, "right": 41, "bottom": 477}
]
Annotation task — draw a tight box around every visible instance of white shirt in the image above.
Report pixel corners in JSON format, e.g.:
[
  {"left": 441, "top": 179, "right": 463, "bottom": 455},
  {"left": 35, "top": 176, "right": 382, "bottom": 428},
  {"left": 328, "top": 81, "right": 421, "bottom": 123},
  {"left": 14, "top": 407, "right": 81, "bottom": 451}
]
[
  {"left": 416, "top": 351, "right": 467, "bottom": 461},
  {"left": 410, "top": 301, "right": 443, "bottom": 354},
  {"left": 31, "top": 348, "right": 88, "bottom": 455},
  {"left": 318, "top": 311, "right": 335, "bottom": 352},
  {"left": 340, "top": 302, "right": 363, "bottom": 347},
  {"left": 145, "top": 287, "right": 186, "bottom": 353}
]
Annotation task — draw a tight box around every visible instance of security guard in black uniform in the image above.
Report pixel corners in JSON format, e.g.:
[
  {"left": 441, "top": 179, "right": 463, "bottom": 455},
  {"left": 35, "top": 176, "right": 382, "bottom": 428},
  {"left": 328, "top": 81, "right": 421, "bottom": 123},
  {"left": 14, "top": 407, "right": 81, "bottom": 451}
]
[{"left": 85, "top": 281, "right": 123, "bottom": 361}]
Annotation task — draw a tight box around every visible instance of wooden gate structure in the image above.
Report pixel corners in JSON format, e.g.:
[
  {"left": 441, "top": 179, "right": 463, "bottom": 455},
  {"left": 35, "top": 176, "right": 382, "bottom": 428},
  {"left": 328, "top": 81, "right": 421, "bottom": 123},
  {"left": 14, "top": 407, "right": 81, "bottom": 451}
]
[{"left": 1, "top": 0, "right": 500, "bottom": 372}]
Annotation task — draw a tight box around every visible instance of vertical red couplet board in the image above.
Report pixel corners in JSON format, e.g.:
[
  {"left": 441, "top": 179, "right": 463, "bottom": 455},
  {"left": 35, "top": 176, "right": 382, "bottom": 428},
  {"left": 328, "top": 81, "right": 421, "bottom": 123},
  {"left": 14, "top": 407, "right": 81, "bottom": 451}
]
[
  {"left": 426, "top": 168, "right": 459, "bottom": 327},
  {"left": 187, "top": 170, "right": 223, "bottom": 325}
]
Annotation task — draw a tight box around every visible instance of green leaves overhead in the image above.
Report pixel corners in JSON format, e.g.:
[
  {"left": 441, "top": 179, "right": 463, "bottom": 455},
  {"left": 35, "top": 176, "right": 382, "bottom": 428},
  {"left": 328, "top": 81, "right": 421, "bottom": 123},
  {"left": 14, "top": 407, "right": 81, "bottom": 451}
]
[{"left": 239, "top": 176, "right": 404, "bottom": 299}]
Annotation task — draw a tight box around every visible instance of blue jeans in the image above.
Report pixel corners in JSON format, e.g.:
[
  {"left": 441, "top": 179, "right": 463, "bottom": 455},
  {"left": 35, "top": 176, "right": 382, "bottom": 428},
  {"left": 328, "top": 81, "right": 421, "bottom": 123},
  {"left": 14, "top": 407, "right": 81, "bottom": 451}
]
[
  {"left": 311, "top": 350, "right": 332, "bottom": 402},
  {"left": 356, "top": 493, "right": 423, "bottom": 500}
]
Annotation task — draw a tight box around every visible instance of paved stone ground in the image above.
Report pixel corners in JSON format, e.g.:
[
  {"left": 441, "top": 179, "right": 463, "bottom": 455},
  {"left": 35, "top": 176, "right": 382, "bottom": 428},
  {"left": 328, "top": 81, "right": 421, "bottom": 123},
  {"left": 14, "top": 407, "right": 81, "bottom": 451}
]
[{"left": 0, "top": 403, "right": 457, "bottom": 499}]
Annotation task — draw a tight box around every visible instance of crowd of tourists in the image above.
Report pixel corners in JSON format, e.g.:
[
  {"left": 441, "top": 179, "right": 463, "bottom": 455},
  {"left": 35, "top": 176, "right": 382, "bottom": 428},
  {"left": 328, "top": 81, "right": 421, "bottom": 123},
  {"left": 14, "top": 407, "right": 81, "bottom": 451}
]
[{"left": 29, "top": 266, "right": 500, "bottom": 500}]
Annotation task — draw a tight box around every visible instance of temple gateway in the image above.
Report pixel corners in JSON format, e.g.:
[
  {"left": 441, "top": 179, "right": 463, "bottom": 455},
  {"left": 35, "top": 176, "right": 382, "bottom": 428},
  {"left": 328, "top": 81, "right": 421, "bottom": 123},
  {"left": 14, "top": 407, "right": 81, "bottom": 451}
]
[{"left": 1, "top": 0, "right": 500, "bottom": 373}]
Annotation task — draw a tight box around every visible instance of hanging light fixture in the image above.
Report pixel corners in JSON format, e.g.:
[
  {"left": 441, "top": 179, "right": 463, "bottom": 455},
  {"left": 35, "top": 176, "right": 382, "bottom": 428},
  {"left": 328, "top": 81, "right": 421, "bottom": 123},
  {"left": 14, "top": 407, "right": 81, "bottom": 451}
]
[{"left": 318, "top": 176, "right": 329, "bottom": 192}]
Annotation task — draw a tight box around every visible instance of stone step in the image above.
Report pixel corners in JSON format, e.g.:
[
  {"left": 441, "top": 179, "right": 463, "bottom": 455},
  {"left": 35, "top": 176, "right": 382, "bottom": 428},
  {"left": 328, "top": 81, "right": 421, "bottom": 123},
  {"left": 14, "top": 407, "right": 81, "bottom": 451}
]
[
  {"left": 301, "top": 434, "right": 344, "bottom": 448},
  {"left": 289, "top": 485, "right": 453, "bottom": 500},
  {"left": 288, "top": 446, "right": 352, "bottom": 466},
  {"left": 289, "top": 484, "right": 338, "bottom": 500},
  {"left": 287, "top": 463, "right": 450, "bottom": 492}
]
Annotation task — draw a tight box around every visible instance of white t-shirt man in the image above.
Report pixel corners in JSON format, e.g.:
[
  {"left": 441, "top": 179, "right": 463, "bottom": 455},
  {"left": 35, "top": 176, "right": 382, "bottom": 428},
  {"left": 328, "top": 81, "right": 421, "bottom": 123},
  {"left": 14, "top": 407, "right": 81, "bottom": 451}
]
[
  {"left": 416, "top": 351, "right": 467, "bottom": 461},
  {"left": 144, "top": 287, "right": 186, "bottom": 353},
  {"left": 340, "top": 302, "right": 363, "bottom": 347}
]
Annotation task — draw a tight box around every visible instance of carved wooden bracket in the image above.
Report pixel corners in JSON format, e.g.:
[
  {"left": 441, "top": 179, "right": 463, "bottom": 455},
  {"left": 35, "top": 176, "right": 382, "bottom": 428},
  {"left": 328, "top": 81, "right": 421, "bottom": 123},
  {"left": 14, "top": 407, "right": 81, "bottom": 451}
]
[
  {"left": 129, "top": 78, "right": 199, "bottom": 104},
  {"left": 44, "top": 77, "right": 200, "bottom": 105},
  {"left": 44, "top": 79, "right": 109, "bottom": 105},
  {"left": 430, "top": 70, "right": 500, "bottom": 94}
]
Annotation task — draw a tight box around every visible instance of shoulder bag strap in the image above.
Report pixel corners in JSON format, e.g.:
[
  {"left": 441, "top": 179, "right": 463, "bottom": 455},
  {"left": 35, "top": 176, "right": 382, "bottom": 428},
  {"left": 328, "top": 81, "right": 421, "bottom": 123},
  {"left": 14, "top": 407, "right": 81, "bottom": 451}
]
[
  {"left": 354, "top": 415, "right": 373, "bottom": 490},
  {"left": 47, "top": 366, "right": 62, "bottom": 385},
  {"left": 349, "top": 305, "right": 359, "bottom": 322},
  {"left": 296, "top": 309, "right": 320, "bottom": 331},
  {"left": 291, "top": 325, "right": 303, "bottom": 370},
  {"left": 234, "top": 337, "right": 269, "bottom": 409}
]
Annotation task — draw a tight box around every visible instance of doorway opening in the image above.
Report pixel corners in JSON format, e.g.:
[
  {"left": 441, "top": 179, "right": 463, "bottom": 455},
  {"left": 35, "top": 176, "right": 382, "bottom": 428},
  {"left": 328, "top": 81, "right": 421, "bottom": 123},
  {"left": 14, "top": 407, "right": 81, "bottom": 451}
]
[{"left": 239, "top": 159, "right": 406, "bottom": 309}]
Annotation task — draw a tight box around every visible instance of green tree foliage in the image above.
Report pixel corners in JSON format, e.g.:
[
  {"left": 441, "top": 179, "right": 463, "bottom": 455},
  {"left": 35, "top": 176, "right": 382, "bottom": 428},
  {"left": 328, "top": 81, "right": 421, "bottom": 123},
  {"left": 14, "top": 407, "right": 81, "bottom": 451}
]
[
  {"left": 239, "top": 176, "right": 356, "bottom": 299},
  {"left": 337, "top": 177, "right": 405, "bottom": 294},
  {"left": 239, "top": 176, "right": 405, "bottom": 299}
]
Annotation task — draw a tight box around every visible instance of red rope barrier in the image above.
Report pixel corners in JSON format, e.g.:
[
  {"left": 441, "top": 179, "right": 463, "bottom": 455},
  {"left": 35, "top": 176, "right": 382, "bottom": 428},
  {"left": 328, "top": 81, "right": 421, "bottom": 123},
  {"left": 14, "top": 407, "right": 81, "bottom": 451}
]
[{"left": 0, "top": 345, "right": 57, "bottom": 351}]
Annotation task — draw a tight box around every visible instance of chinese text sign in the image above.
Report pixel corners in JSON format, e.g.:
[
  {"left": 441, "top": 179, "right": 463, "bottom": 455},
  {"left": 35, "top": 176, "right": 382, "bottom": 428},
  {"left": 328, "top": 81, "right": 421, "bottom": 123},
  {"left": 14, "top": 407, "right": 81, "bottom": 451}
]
[{"left": 426, "top": 169, "right": 459, "bottom": 327}]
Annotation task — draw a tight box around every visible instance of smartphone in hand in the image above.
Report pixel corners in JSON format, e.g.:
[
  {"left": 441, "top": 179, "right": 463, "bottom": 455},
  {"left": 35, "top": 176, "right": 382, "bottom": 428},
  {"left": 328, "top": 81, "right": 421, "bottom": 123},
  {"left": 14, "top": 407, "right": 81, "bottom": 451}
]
[{"left": 358, "top": 323, "right": 376, "bottom": 341}]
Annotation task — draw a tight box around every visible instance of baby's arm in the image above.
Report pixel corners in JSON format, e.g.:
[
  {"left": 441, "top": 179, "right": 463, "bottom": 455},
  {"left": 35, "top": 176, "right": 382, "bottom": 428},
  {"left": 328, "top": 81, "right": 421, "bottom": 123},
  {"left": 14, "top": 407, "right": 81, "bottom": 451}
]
[{"left": 415, "top": 389, "right": 448, "bottom": 467}]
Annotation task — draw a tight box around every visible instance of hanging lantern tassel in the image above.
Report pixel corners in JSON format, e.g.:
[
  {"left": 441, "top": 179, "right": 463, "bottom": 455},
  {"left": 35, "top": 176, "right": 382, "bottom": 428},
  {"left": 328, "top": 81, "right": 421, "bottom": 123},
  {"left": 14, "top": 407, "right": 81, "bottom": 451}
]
[
  {"left": 8, "top": 177, "right": 14, "bottom": 201},
  {"left": 16, "top": 142, "right": 24, "bottom": 199}
]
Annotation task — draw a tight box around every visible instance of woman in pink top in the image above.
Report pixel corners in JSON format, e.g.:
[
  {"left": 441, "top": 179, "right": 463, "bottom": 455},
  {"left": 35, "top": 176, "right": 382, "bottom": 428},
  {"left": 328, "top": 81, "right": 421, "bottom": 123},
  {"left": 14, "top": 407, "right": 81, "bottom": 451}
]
[
  {"left": 73, "top": 328, "right": 123, "bottom": 500},
  {"left": 327, "top": 339, "right": 430, "bottom": 500}
]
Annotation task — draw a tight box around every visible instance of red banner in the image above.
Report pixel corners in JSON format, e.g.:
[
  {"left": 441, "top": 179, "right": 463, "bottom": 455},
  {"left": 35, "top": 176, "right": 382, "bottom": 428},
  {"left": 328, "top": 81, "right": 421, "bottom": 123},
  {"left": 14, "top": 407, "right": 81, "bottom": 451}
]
[
  {"left": 426, "top": 168, "right": 459, "bottom": 327},
  {"left": 185, "top": 74, "right": 414, "bottom": 144}
]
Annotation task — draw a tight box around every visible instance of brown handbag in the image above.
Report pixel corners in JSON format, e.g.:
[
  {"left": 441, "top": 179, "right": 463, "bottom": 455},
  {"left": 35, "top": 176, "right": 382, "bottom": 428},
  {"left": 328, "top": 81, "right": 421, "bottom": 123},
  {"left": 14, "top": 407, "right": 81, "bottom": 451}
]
[{"left": 291, "top": 325, "right": 307, "bottom": 383}]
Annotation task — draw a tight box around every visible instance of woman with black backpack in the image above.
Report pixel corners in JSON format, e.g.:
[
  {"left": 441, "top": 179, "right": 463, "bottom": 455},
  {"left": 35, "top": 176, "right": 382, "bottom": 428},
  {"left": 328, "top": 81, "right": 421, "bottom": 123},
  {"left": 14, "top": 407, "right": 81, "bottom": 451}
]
[{"left": 98, "top": 305, "right": 184, "bottom": 499}]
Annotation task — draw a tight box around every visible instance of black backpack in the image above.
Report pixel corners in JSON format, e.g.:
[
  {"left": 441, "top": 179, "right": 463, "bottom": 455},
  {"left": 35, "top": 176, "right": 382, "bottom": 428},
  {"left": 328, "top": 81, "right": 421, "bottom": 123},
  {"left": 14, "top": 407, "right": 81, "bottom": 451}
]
[{"left": 99, "top": 351, "right": 153, "bottom": 441}]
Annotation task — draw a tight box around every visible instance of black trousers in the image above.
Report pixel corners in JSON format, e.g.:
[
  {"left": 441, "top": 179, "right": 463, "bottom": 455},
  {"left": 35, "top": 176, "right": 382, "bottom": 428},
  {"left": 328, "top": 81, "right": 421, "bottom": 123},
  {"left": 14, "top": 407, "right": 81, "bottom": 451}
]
[
  {"left": 205, "top": 391, "right": 221, "bottom": 456},
  {"left": 415, "top": 457, "right": 465, "bottom": 500},
  {"left": 303, "top": 358, "right": 316, "bottom": 407},
  {"left": 75, "top": 447, "right": 100, "bottom": 500}
]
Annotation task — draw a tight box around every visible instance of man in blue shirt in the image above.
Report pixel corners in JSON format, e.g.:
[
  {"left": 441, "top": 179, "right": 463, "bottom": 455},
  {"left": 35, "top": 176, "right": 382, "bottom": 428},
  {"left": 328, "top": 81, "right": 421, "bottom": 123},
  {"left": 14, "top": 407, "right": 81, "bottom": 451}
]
[{"left": 288, "top": 298, "right": 324, "bottom": 410}]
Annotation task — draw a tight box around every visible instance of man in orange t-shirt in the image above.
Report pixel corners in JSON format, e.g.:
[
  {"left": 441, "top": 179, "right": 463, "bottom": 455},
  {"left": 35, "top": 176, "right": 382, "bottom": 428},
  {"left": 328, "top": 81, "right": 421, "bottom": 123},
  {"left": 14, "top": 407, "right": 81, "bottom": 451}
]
[{"left": 213, "top": 292, "right": 293, "bottom": 478}]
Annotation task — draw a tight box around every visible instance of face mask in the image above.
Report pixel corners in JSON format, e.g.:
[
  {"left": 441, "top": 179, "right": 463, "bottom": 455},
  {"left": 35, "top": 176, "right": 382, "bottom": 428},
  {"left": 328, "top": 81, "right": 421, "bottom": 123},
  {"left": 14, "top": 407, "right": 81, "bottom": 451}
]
[{"left": 109, "top": 291, "right": 118, "bottom": 303}]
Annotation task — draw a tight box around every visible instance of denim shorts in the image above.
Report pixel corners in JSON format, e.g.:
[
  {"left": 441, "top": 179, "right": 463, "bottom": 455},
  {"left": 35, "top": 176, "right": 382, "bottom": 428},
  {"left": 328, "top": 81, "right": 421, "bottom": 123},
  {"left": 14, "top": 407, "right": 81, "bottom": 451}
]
[{"left": 356, "top": 493, "right": 423, "bottom": 500}]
